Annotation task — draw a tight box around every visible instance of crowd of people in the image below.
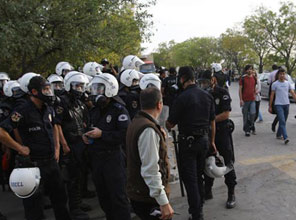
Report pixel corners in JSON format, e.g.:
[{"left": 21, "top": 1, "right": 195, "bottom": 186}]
[{"left": 0, "top": 56, "right": 293, "bottom": 220}]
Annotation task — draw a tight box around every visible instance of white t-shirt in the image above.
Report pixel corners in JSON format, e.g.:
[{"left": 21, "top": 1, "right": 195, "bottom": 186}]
[{"left": 271, "top": 80, "right": 291, "bottom": 105}]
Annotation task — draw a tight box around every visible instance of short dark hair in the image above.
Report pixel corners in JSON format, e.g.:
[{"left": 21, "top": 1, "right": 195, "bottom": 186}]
[
  {"left": 28, "top": 76, "right": 48, "bottom": 93},
  {"left": 272, "top": 64, "right": 278, "bottom": 70},
  {"left": 140, "top": 87, "right": 162, "bottom": 110},
  {"left": 178, "top": 66, "right": 195, "bottom": 81},
  {"left": 169, "top": 67, "right": 176, "bottom": 75},
  {"left": 244, "top": 64, "right": 253, "bottom": 72}
]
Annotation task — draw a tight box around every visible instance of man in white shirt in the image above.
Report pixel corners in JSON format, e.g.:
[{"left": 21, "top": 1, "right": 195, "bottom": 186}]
[{"left": 126, "top": 87, "right": 174, "bottom": 220}]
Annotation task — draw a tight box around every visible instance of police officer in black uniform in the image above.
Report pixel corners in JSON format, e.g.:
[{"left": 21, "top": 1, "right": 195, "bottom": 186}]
[
  {"left": 55, "top": 71, "right": 90, "bottom": 220},
  {"left": 0, "top": 76, "right": 71, "bottom": 220},
  {"left": 83, "top": 73, "right": 131, "bottom": 220},
  {"left": 166, "top": 66, "right": 216, "bottom": 220},
  {"left": 198, "top": 70, "right": 237, "bottom": 209},
  {"left": 162, "top": 67, "right": 178, "bottom": 109}
]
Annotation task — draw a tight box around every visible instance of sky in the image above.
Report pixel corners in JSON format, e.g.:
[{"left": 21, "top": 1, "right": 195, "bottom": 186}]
[{"left": 141, "top": 0, "right": 283, "bottom": 54}]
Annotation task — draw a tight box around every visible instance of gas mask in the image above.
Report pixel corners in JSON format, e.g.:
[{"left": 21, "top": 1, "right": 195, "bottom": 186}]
[
  {"left": 51, "top": 82, "right": 64, "bottom": 96},
  {"left": 70, "top": 82, "right": 86, "bottom": 99},
  {"left": 36, "top": 85, "right": 56, "bottom": 105},
  {"left": 90, "top": 83, "right": 108, "bottom": 108}
]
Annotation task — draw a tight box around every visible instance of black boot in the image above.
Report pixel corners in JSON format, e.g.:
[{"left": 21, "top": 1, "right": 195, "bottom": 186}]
[
  {"left": 226, "top": 189, "right": 236, "bottom": 209},
  {"left": 204, "top": 187, "right": 213, "bottom": 200}
]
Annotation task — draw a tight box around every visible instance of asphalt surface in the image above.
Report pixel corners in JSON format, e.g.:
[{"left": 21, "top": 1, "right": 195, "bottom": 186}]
[{"left": 2, "top": 81, "right": 296, "bottom": 220}]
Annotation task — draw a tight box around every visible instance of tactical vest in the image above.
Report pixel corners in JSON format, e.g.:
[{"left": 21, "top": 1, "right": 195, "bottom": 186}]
[
  {"left": 126, "top": 111, "right": 170, "bottom": 203},
  {"left": 60, "top": 95, "right": 86, "bottom": 143}
]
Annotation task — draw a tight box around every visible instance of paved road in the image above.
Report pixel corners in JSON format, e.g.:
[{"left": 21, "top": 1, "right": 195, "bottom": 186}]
[{"left": 2, "top": 81, "right": 296, "bottom": 219}]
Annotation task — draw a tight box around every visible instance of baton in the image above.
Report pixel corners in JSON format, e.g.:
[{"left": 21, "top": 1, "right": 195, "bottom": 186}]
[{"left": 171, "top": 130, "right": 185, "bottom": 197}]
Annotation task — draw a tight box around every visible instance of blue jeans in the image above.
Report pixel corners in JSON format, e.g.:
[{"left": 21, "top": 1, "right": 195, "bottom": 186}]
[
  {"left": 242, "top": 101, "right": 256, "bottom": 132},
  {"left": 275, "top": 105, "right": 289, "bottom": 139}
]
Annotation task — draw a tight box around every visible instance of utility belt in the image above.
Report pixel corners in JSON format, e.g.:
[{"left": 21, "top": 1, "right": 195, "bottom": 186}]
[
  {"left": 31, "top": 156, "right": 55, "bottom": 166},
  {"left": 178, "top": 128, "right": 208, "bottom": 147},
  {"left": 216, "top": 119, "right": 234, "bottom": 133}
]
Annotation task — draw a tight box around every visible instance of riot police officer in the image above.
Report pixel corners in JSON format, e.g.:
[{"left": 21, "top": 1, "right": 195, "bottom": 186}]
[
  {"left": 0, "top": 76, "right": 71, "bottom": 220},
  {"left": 166, "top": 66, "right": 216, "bottom": 220},
  {"left": 83, "top": 73, "right": 131, "bottom": 220},
  {"left": 198, "top": 70, "right": 237, "bottom": 209},
  {"left": 55, "top": 71, "right": 90, "bottom": 220},
  {"left": 0, "top": 72, "right": 10, "bottom": 102},
  {"left": 162, "top": 67, "right": 178, "bottom": 108},
  {"left": 211, "top": 63, "right": 229, "bottom": 90},
  {"left": 119, "top": 69, "right": 141, "bottom": 120}
]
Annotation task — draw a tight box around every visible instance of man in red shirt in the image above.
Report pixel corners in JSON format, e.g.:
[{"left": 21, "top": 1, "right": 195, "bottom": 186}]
[{"left": 239, "top": 65, "right": 256, "bottom": 136}]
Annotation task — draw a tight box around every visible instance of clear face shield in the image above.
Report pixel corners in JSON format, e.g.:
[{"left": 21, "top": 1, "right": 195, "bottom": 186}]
[
  {"left": 51, "top": 82, "right": 64, "bottom": 92},
  {"left": 0, "top": 79, "right": 8, "bottom": 89},
  {"left": 41, "top": 85, "right": 54, "bottom": 97},
  {"left": 197, "top": 79, "right": 211, "bottom": 90},
  {"left": 71, "top": 82, "right": 86, "bottom": 93},
  {"left": 11, "top": 86, "right": 24, "bottom": 98},
  {"left": 90, "top": 83, "right": 105, "bottom": 96}
]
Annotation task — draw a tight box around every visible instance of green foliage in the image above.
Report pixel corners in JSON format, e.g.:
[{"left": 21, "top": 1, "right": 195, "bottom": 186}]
[{"left": 0, "top": 0, "right": 155, "bottom": 78}]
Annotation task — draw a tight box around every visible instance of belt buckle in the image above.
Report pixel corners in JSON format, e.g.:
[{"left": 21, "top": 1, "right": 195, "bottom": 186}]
[{"left": 186, "top": 136, "right": 195, "bottom": 148}]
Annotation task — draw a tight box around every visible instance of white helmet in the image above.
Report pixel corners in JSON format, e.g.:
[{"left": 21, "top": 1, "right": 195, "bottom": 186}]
[
  {"left": 64, "top": 71, "right": 88, "bottom": 92},
  {"left": 204, "top": 155, "right": 233, "bottom": 178},
  {"left": 47, "top": 74, "right": 64, "bottom": 93},
  {"left": 19, "top": 72, "right": 40, "bottom": 93},
  {"left": 120, "top": 69, "right": 140, "bottom": 87},
  {"left": 139, "top": 73, "right": 161, "bottom": 90},
  {"left": 55, "top": 61, "right": 74, "bottom": 76},
  {"left": 211, "top": 63, "right": 222, "bottom": 73},
  {"left": 3, "top": 80, "right": 22, "bottom": 97},
  {"left": 0, "top": 72, "right": 10, "bottom": 81},
  {"left": 83, "top": 62, "right": 103, "bottom": 77},
  {"left": 90, "top": 73, "right": 118, "bottom": 97},
  {"left": 122, "top": 55, "right": 144, "bottom": 70},
  {"left": 47, "top": 74, "right": 63, "bottom": 84},
  {"left": 9, "top": 167, "right": 41, "bottom": 199}
]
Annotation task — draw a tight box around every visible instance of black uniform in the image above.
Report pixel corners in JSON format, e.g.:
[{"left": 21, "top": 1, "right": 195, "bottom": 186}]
[
  {"left": 168, "top": 84, "right": 215, "bottom": 220},
  {"left": 87, "top": 99, "right": 131, "bottom": 220},
  {"left": 162, "top": 75, "right": 177, "bottom": 107},
  {"left": 55, "top": 93, "right": 89, "bottom": 217},
  {"left": 204, "top": 86, "right": 237, "bottom": 192},
  {"left": 0, "top": 99, "right": 70, "bottom": 220}
]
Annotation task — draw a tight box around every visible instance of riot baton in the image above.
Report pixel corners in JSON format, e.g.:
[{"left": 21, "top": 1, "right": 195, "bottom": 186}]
[{"left": 171, "top": 130, "right": 185, "bottom": 197}]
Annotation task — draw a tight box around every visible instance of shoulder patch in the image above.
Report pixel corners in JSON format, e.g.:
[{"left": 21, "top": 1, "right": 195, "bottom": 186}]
[
  {"left": 114, "top": 103, "right": 123, "bottom": 110},
  {"left": 11, "top": 112, "right": 22, "bottom": 122},
  {"left": 223, "top": 95, "right": 230, "bottom": 101},
  {"left": 118, "top": 114, "right": 128, "bottom": 122},
  {"left": 56, "top": 106, "right": 64, "bottom": 114}
]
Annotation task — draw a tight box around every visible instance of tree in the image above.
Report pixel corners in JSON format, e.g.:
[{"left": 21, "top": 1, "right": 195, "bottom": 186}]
[
  {"left": 0, "top": 0, "right": 155, "bottom": 78},
  {"left": 219, "top": 29, "right": 256, "bottom": 75},
  {"left": 244, "top": 12, "right": 271, "bottom": 73},
  {"left": 250, "top": 2, "right": 296, "bottom": 75}
]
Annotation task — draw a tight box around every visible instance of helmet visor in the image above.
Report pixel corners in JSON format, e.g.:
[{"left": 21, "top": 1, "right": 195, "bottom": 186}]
[
  {"left": 91, "top": 83, "right": 105, "bottom": 96},
  {"left": 0, "top": 80, "right": 8, "bottom": 88},
  {"left": 51, "top": 82, "right": 64, "bottom": 91},
  {"left": 41, "top": 85, "right": 54, "bottom": 97},
  {"left": 12, "top": 87, "right": 24, "bottom": 98},
  {"left": 71, "top": 82, "right": 86, "bottom": 93}
]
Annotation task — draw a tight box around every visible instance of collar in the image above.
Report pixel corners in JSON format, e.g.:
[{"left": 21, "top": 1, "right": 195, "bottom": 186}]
[
  {"left": 138, "top": 111, "right": 159, "bottom": 125},
  {"left": 184, "top": 84, "right": 197, "bottom": 91}
]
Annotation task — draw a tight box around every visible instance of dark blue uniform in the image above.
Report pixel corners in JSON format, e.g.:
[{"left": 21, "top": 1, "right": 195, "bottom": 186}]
[
  {"left": 0, "top": 99, "right": 70, "bottom": 220},
  {"left": 88, "top": 99, "right": 131, "bottom": 220},
  {"left": 168, "top": 84, "right": 215, "bottom": 220},
  {"left": 204, "top": 86, "right": 237, "bottom": 193},
  {"left": 119, "top": 88, "right": 140, "bottom": 120}
]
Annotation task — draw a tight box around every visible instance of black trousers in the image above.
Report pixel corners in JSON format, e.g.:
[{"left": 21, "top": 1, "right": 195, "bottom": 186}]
[
  {"left": 89, "top": 149, "right": 131, "bottom": 220},
  {"left": 23, "top": 159, "right": 71, "bottom": 220},
  {"left": 204, "top": 127, "right": 237, "bottom": 191},
  {"left": 130, "top": 200, "right": 161, "bottom": 220},
  {"left": 178, "top": 135, "right": 208, "bottom": 220}
]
